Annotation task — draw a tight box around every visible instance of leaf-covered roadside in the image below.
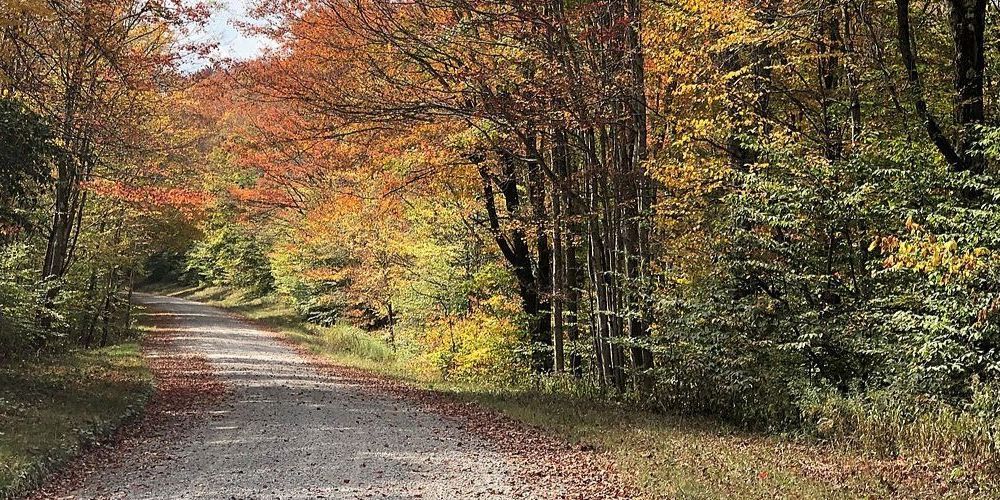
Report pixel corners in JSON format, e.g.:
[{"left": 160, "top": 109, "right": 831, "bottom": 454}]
[
  {"left": 0, "top": 343, "right": 151, "bottom": 499},
  {"left": 27, "top": 307, "right": 227, "bottom": 499}
]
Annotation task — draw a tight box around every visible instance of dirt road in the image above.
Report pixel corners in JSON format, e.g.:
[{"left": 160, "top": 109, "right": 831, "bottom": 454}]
[{"left": 73, "top": 294, "right": 525, "bottom": 499}]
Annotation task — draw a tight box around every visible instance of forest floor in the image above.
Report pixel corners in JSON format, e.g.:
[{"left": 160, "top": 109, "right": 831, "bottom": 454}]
[
  {"left": 0, "top": 341, "right": 151, "bottom": 499},
  {"left": 158, "top": 284, "right": 996, "bottom": 499}
]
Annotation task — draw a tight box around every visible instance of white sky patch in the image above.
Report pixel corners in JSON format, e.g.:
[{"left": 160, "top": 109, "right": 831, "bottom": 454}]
[{"left": 179, "top": 0, "right": 277, "bottom": 70}]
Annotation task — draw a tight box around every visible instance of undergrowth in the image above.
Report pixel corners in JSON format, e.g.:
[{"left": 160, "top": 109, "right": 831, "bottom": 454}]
[{"left": 0, "top": 341, "right": 152, "bottom": 498}]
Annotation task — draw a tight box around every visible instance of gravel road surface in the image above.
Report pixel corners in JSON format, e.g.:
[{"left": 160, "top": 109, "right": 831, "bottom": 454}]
[{"left": 74, "top": 293, "right": 522, "bottom": 499}]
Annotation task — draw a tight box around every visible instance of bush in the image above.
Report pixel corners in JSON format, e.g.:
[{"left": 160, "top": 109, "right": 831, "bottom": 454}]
[
  {"left": 412, "top": 312, "right": 527, "bottom": 386},
  {"left": 0, "top": 243, "right": 49, "bottom": 361},
  {"left": 186, "top": 219, "right": 274, "bottom": 295},
  {"left": 797, "top": 382, "right": 1000, "bottom": 467}
]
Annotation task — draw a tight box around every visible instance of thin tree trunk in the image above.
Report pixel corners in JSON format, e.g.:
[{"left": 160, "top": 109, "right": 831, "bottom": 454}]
[
  {"left": 79, "top": 269, "right": 98, "bottom": 347},
  {"left": 551, "top": 131, "right": 567, "bottom": 373},
  {"left": 122, "top": 267, "right": 135, "bottom": 333},
  {"left": 527, "top": 137, "right": 554, "bottom": 373},
  {"left": 99, "top": 267, "right": 118, "bottom": 348},
  {"left": 387, "top": 300, "right": 396, "bottom": 349}
]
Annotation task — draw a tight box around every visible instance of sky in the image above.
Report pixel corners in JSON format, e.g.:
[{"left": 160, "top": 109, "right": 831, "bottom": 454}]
[{"left": 182, "top": 0, "right": 276, "bottom": 69}]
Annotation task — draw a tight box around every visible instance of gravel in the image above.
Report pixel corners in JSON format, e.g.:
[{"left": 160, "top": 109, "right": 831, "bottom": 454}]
[{"left": 72, "top": 293, "right": 524, "bottom": 499}]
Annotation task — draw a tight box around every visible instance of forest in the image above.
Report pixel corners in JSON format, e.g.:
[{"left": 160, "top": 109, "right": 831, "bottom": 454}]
[{"left": 4, "top": 0, "right": 1000, "bottom": 496}]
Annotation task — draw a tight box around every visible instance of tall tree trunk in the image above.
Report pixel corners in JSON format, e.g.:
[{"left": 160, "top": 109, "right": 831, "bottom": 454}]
[
  {"left": 122, "top": 267, "right": 135, "bottom": 333},
  {"left": 551, "top": 163, "right": 566, "bottom": 373},
  {"left": 527, "top": 137, "right": 554, "bottom": 373},
  {"left": 949, "top": 0, "right": 987, "bottom": 176},
  {"left": 387, "top": 300, "right": 396, "bottom": 349},
  {"left": 478, "top": 153, "right": 550, "bottom": 373},
  {"left": 565, "top": 201, "right": 584, "bottom": 377},
  {"left": 38, "top": 83, "right": 90, "bottom": 331},
  {"left": 79, "top": 269, "right": 98, "bottom": 347}
]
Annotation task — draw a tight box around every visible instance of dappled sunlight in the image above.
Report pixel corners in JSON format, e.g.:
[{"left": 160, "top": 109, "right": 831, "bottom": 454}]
[{"left": 6, "top": 0, "right": 1000, "bottom": 495}]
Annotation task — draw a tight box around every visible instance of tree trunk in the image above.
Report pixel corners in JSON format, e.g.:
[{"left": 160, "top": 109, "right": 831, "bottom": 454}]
[
  {"left": 478, "top": 153, "right": 550, "bottom": 373},
  {"left": 38, "top": 82, "right": 83, "bottom": 331},
  {"left": 949, "top": 0, "right": 987, "bottom": 175},
  {"left": 99, "top": 267, "right": 118, "bottom": 348},
  {"left": 527, "top": 141, "right": 554, "bottom": 373},
  {"left": 387, "top": 300, "right": 396, "bottom": 349},
  {"left": 79, "top": 269, "right": 98, "bottom": 347},
  {"left": 551, "top": 167, "right": 566, "bottom": 373},
  {"left": 122, "top": 267, "right": 135, "bottom": 333}
]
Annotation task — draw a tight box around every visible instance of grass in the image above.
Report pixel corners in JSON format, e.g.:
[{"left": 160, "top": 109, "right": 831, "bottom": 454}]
[
  {"left": 0, "top": 341, "right": 152, "bottom": 498},
  {"left": 459, "top": 390, "right": 904, "bottom": 499},
  {"left": 157, "top": 283, "right": 987, "bottom": 498}
]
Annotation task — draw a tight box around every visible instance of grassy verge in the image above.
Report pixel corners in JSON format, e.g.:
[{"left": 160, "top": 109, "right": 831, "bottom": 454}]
[
  {"left": 157, "top": 284, "right": 983, "bottom": 498},
  {"left": 0, "top": 341, "right": 152, "bottom": 498}
]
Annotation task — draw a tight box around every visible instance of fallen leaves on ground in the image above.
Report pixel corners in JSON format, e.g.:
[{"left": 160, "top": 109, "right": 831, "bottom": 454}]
[{"left": 29, "top": 315, "right": 226, "bottom": 499}]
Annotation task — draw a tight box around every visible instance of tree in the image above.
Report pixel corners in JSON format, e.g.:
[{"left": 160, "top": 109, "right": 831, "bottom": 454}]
[{"left": 0, "top": 97, "right": 54, "bottom": 236}]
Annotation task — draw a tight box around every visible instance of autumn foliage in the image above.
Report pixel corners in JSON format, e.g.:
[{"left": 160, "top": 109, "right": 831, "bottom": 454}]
[{"left": 6, "top": 0, "right": 1000, "bottom": 484}]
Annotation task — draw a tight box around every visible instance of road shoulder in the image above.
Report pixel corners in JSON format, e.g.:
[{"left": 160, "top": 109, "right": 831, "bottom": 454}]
[{"left": 28, "top": 304, "right": 225, "bottom": 499}]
